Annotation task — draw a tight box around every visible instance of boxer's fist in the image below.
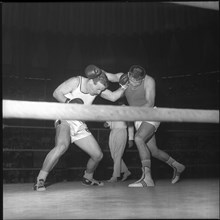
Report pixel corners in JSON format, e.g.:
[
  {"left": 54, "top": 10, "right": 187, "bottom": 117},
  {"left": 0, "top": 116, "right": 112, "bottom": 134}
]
[
  {"left": 85, "top": 65, "right": 102, "bottom": 79},
  {"left": 104, "top": 122, "right": 110, "bottom": 128},
  {"left": 119, "top": 73, "right": 129, "bottom": 89}
]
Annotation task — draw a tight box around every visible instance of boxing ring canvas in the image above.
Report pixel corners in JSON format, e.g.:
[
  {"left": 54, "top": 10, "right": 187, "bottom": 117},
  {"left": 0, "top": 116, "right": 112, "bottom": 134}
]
[{"left": 3, "top": 179, "right": 219, "bottom": 219}]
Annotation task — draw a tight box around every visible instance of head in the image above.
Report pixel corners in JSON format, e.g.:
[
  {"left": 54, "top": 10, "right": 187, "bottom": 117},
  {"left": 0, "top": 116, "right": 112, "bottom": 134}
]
[
  {"left": 88, "top": 72, "right": 109, "bottom": 95},
  {"left": 128, "top": 65, "right": 146, "bottom": 87}
]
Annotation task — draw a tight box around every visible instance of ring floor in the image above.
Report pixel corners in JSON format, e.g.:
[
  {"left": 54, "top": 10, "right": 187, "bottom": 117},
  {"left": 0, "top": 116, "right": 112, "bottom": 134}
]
[{"left": 3, "top": 178, "right": 219, "bottom": 219}]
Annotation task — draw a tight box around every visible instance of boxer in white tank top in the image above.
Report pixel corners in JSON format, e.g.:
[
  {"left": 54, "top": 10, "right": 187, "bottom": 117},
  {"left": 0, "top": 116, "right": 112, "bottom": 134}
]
[
  {"left": 55, "top": 76, "right": 97, "bottom": 143},
  {"left": 34, "top": 65, "right": 128, "bottom": 191}
]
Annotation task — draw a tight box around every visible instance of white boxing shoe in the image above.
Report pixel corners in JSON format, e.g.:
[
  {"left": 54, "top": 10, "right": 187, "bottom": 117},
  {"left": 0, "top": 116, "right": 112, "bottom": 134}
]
[
  {"left": 171, "top": 164, "right": 186, "bottom": 184},
  {"left": 128, "top": 175, "right": 155, "bottom": 187}
]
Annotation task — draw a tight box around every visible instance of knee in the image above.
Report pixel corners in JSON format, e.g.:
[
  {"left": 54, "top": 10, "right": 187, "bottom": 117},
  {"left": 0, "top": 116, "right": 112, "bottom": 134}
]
[
  {"left": 92, "top": 151, "right": 103, "bottom": 162},
  {"left": 54, "top": 144, "right": 69, "bottom": 156}
]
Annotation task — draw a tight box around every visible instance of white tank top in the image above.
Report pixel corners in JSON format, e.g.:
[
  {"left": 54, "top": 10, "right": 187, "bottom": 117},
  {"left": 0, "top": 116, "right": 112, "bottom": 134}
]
[{"left": 64, "top": 76, "right": 96, "bottom": 105}]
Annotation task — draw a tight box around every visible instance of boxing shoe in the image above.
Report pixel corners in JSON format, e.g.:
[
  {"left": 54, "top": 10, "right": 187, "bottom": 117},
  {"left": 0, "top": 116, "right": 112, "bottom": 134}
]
[
  {"left": 33, "top": 179, "right": 46, "bottom": 191},
  {"left": 82, "top": 177, "right": 104, "bottom": 186},
  {"left": 128, "top": 179, "right": 155, "bottom": 187},
  {"left": 171, "top": 163, "right": 186, "bottom": 184},
  {"left": 128, "top": 172, "right": 155, "bottom": 187}
]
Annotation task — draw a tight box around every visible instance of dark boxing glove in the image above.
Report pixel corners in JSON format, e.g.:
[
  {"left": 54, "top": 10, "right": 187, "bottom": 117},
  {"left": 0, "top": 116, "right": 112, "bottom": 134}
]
[
  {"left": 65, "top": 98, "right": 84, "bottom": 104},
  {"left": 66, "top": 98, "right": 85, "bottom": 123},
  {"left": 85, "top": 65, "right": 102, "bottom": 79},
  {"left": 119, "top": 73, "right": 129, "bottom": 89}
]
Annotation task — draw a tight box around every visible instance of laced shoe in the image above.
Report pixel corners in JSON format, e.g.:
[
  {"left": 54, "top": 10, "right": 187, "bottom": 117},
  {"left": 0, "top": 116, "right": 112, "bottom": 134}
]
[
  {"left": 171, "top": 164, "right": 186, "bottom": 184},
  {"left": 33, "top": 179, "right": 46, "bottom": 191},
  {"left": 128, "top": 170, "right": 154, "bottom": 187},
  {"left": 82, "top": 177, "right": 104, "bottom": 186},
  {"left": 128, "top": 177, "right": 155, "bottom": 187}
]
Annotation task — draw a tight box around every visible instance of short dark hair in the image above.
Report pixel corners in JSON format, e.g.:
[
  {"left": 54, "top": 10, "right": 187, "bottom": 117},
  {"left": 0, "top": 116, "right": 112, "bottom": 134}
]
[
  {"left": 129, "top": 65, "right": 146, "bottom": 80},
  {"left": 93, "top": 71, "right": 109, "bottom": 88}
]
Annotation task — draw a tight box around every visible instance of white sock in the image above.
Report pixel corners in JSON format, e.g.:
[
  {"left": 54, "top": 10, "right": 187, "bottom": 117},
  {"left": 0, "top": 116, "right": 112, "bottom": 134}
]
[
  {"left": 141, "top": 159, "right": 151, "bottom": 169},
  {"left": 140, "top": 160, "right": 152, "bottom": 181},
  {"left": 166, "top": 157, "right": 184, "bottom": 171},
  {"left": 166, "top": 157, "right": 175, "bottom": 166},
  {"left": 141, "top": 166, "right": 154, "bottom": 186},
  {"left": 37, "top": 170, "right": 48, "bottom": 182}
]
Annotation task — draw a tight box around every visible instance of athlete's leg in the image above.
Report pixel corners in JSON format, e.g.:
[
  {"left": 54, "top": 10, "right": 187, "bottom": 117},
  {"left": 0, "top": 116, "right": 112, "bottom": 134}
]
[
  {"left": 147, "top": 135, "right": 170, "bottom": 161},
  {"left": 34, "top": 121, "right": 71, "bottom": 191},
  {"left": 128, "top": 122, "right": 155, "bottom": 187},
  {"left": 148, "top": 134, "right": 185, "bottom": 184},
  {"left": 74, "top": 134, "right": 104, "bottom": 186},
  {"left": 40, "top": 122, "right": 70, "bottom": 173}
]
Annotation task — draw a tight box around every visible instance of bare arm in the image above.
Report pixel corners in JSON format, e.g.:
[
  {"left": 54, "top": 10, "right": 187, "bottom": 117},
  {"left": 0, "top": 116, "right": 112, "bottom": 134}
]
[
  {"left": 100, "top": 87, "right": 125, "bottom": 102},
  {"left": 143, "top": 77, "right": 156, "bottom": 107},
  {"left": 53, "top": 77, "right": 80, "bottom": 103}
]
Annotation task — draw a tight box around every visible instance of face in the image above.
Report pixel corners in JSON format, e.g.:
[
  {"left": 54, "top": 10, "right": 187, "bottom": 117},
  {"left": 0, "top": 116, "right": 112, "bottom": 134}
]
[
  {"left": 128, "top": 73, "right": 144, "bottom": 88},
  {"left": 90, "top": 80, "right": 106, "bottom": 96}
]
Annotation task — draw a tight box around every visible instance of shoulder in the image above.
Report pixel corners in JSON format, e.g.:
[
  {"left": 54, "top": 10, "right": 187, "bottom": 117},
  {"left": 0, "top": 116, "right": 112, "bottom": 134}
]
[{"left": 144, "top": 75, "right": 155, "bottom": 88}]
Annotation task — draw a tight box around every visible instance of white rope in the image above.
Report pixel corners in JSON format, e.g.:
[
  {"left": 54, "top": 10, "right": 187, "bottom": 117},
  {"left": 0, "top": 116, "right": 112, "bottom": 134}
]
[{"left": 2, "top": 100, "right": 219, "bottom": 123}]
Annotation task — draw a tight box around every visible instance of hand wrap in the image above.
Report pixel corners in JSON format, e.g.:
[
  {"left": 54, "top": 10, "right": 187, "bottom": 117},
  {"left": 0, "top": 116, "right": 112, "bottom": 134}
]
[{"left": 119, "top": 73, "right": 129, "bottom": 89}]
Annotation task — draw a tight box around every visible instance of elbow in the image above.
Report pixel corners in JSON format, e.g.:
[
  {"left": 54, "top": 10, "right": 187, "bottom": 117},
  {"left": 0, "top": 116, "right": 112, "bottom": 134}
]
[
  {"left": 53, "top": 90, "right": 59, "bottom": 99},
  {"left": 110, "top": 95, "right": 118, "bottom": 102}
]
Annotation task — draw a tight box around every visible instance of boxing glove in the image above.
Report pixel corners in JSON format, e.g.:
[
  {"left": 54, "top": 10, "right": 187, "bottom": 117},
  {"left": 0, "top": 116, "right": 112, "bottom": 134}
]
[
  {"left": 85, "top": 65, "right": 102, "bottom": 79},
  {"left": 119, "top": 73, "right": 129, "bottom": 89},
  {"left": 64, "top": 98, "right": 85, "bottom": 124},
  {"left": 103, "top": 122, "right": 110, "bottom": 128},
  {"left": 65, "top": 98, "right": 84, "bottom": 104}
]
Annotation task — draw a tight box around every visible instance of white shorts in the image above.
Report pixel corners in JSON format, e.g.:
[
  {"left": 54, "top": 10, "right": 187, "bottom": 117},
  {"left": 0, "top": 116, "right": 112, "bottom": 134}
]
[
  {"left": 134, "top": 120, "right": 160, "bottom": 132},
  {"left": 134, "top": 106, "right": 160, "bottom": 132},
  {"left": 55, "top": 119, "right": 91, "bottom": 143}
]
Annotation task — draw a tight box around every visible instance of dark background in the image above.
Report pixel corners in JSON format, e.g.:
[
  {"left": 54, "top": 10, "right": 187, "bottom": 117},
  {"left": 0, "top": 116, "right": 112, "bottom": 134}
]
[{"left": 2, "top": 2, "right": 219, "bottom": 183}]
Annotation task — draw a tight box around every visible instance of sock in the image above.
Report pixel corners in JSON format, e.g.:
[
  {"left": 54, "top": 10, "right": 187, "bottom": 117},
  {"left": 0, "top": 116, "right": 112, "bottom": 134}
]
[
  {"left": 83, "top": 170, "right": 93, "bottom": 180},
  {"left": 166, "top": 157, "right": 184, "bottom": 171},
  {"left": 140, "top": 159, "right": 151, "bottom": 180},
  {"left": 141, "top": 159, "right": 154, "bottom": 186},
  {"left": 166, "top": 157, "right": 175, "bottom": 166},
  {"left": 37, "top": 170, "right": 48, "bottom": 182},
  {"left": 141, "top": 159, "right": 151, "bottom": 169}
]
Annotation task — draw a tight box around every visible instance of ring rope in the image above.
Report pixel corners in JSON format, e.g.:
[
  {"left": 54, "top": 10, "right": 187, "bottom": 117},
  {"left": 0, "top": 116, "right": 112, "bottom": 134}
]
[{"left": 2, "top": 100, "right": 219, "bottom": 123}]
